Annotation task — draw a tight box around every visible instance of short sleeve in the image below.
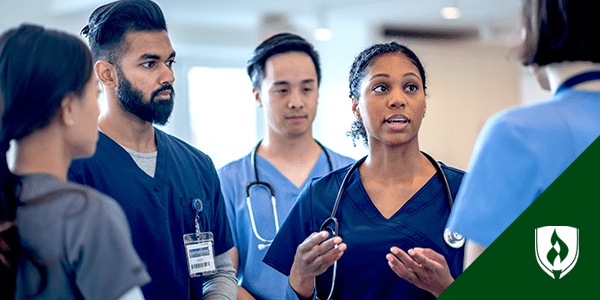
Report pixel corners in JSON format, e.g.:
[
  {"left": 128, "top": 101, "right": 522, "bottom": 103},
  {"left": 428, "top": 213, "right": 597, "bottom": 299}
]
[
  {"left": 207, "top": 160, "right": 235, "bottom": 256},
  {"left": 217, "top": 167, "right": 238, "bottom": 248},
  {"left": 263, "top": 180, "right": 317, "bottom": 276},
  {"left": 65, "top": 194, "right": 150, "bottom": 300},
  {"left": 446, "top": 113, "right": 544, "bottom": 247}
]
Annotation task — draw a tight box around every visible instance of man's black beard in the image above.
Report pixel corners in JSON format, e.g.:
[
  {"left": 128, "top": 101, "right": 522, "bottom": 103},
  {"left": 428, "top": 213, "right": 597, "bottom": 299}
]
[{"left": 116, "top": 68, "right": 174, "bottom": 126}]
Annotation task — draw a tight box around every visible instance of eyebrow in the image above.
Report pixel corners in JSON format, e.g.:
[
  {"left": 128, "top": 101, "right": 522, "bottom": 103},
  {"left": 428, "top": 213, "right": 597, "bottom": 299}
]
[
  {"left": 273, "top": 78, "right": 316, "bottom": 86},
  {"left": 369, "top": 72, "right": 419, "bottom": 81},
  {"left": 138, "top": 51, "right": 176, "bottom": 61}
]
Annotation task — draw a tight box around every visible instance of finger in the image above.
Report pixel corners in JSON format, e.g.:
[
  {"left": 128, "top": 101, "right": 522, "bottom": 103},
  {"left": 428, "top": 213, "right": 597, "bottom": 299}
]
[
  {"left": 391, "top": 246, "right": 422, "bottom": 271},
  {"left": 297, "top": 231, "right": 329, "bottom": 254},
  {"left": 387, "top": 253, "right": 417, "bottom": 283},
  {"left": 311, "top": 242, "right": 346, "bottom": 273},
  {"left": 0, "top": 221, "right": 14, "bottom": 233},
  {"left": 0, "top": 254, "right": 10, "bottom": 268},
  {"left": 414, "top": 247, "right": 446, "bottom": 265},
  {"left": 409, "top": 248, "right": 447, "bottom": 272}
]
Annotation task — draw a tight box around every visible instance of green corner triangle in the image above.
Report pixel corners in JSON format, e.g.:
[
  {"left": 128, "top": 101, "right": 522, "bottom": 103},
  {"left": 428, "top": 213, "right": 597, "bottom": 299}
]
[{"left": 439, "top": 136, "right": 600, "bottom": 299}]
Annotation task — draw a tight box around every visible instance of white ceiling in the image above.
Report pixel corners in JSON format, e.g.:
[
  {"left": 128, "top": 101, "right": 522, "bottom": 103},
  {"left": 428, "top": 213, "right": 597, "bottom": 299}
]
[{"left": 44, "top": 0, "right": 523, "bottom": 34}]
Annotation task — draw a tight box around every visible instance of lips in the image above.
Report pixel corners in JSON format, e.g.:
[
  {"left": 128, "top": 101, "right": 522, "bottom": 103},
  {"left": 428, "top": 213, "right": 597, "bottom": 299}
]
[
  {"left": 384, "top": 114, "right": 409, "bottom": 131},
  {"left": 286, "top": 114, "right": 308, "bottom": 122},
  {"left": 384, "top": 114, "right": 410, "bottom": 124}
]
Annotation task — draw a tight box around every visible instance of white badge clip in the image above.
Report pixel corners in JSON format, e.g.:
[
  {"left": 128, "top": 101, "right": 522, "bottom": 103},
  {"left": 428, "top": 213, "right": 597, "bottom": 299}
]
[{"left": 183, "top": 198, "right": 216, "bottom": 277}]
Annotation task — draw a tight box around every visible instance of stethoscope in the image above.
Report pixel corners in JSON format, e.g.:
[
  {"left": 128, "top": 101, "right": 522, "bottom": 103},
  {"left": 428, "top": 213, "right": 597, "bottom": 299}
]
[
  {"left": 316, "top": 151, "right": 464, "bottom": 300},
  {"left": 246, "top": 139, "right": 333, "bottom": 250},
  {"left": 555, "top": 71, "right": 600, "bottom": 95}
]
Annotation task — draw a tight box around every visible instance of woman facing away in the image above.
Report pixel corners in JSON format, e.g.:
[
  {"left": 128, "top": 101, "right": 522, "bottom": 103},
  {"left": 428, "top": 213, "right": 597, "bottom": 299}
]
[
  {"left": 0, "top": 24, "right": 150, "bottom": 299},
  {"left": 445, "top": 0, "right": 600, "bottom": 265}
]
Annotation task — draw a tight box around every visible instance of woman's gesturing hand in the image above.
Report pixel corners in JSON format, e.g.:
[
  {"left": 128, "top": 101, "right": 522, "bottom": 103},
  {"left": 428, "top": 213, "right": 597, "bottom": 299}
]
[
  {"left": 289, "top": 231, "right": 346, "bottom": 299},
  {"left": 387, "top": 246, "right": 454, "bottom": 298}
]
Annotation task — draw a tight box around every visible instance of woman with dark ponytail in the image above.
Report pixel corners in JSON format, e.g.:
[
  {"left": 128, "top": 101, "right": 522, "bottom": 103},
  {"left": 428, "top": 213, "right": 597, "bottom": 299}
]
[{"left": 0, "top": 24, "right": 149, "bottom": 300}]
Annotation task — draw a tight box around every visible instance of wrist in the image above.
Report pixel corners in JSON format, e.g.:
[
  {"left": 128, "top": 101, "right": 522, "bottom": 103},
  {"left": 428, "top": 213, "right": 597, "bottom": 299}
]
[
  {"left": 289, "top": 269, "right": 315, "bottom": 299},
  {"left": 433, "top": 277, "right": 454, "bottom": 298}
]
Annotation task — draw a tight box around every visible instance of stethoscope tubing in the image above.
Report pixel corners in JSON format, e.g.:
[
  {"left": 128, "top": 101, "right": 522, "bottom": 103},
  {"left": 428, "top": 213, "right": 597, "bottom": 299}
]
[
  {"left": 316, "top": 151, "right": 462, "bottom": 300},
  {"left": 246, "top": 139, "right": 333, "bottom": 249}
]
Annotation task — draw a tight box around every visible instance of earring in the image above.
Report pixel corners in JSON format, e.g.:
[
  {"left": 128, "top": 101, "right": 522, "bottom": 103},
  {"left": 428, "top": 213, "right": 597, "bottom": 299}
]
[
  {"left": 68, "top": 120, "right": 74, "bottom": 126},
  {"left": 423, "top": 112, "right": 426, "bottom": 117}
]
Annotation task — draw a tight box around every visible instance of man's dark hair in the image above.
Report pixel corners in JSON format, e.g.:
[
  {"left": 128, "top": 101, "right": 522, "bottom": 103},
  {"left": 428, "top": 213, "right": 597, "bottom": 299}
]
[
  {"left": 247, "top": 32, "right": 321, "bottom": 89},
  {"left": 519, "top": 0, "right": 600, "bottom": 66},
  {"left": 81, "top": 0, "right": 167, "bottom": 63}
]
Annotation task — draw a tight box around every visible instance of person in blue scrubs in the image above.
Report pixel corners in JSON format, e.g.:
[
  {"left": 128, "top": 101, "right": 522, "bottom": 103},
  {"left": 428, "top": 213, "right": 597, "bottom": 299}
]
[
  {"left": 218, "top": 33, "right": 354, "bottom": 300},
  {"left": 68, "top": 1, "right": 236, "bottom": 299},
  {"left": 446, "top": 0, "right": 600, "bottom": 266},
  {"left": 263, "top": 42, "right": 464, "bottom": 299}
]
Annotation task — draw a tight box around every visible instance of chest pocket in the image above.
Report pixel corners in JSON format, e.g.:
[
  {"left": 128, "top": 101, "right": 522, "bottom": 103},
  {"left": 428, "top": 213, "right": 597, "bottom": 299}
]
[{"left": 180, "top": 197, "right": 214, "bottom": 234}]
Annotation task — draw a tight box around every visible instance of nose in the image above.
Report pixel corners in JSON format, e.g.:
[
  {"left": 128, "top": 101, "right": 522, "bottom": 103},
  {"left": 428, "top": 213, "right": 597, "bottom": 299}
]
[
  {"left": 388, "top": 89, "right": 406, "bottom": 109},
  {"left": 160, "top": 63, "right": 175, "bottom": 85},
  {"left": 288, "top": 88, "right": 304, "bottom": 109}
]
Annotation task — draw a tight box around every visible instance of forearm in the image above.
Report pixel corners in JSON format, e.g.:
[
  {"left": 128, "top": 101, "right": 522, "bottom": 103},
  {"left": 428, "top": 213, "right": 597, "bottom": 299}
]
[
  {"left": 285, "top": 280, "right": 315, "bottom": 300},
  {"left": 236, "top": 286, "right": 256, "bottom": 300},
  {"left": 203, "top": 251, "right": 238, "bottom": 300}
]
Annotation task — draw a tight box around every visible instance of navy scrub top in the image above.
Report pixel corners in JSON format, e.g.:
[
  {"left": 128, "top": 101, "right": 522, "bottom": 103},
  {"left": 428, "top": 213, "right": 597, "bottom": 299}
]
[
  {"left": 264, "top": 161, "right": 465, "bottom": 299},
  {"left": 69, "top": 129, "right": 234, "bottom": 300}
]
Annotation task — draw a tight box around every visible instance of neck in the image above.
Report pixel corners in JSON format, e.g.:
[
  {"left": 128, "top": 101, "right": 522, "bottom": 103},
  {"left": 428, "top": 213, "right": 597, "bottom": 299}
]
[
  {"left": 363, "top": 140, "right": 430, "bottom": 182},
  {"left": 258, "top": 131, "right": 319, "bottom": 162},
  {"left": 545, "top": 61, "right": 600, "bottom": 94},
  {"left": 98, "top": 94, "right": 157, "bottom": 153},
  {"left": 12, "top": 127, "right": 70, "bottom": 181}
]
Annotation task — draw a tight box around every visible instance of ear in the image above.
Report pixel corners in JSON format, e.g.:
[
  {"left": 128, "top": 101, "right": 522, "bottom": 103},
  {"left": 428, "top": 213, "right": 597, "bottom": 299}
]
[
  {"left": 59, "top": 92, "right": 78, "bottom": 126},
  {"left": 95, "top": 60, "right": 117, "bottom": 88},
  {"left": 253, "top": 87, "right": 263, "bottom": 107},
  {"left": 351, "top": 97, "right": 361, "bottom": 121}
]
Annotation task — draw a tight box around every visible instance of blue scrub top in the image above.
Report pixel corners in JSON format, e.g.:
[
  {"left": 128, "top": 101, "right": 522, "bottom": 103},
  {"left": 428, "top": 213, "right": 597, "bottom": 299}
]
[
  {"left": 446, "top": 90, "right": 600, "bottom": 247},
  {"left": 264, "top": 161, "right": 465, "bottom": 299},
  {"left": 218, "top": 148, "right": 354, "bottom": 300},
  {"left": 69, "top": 129, "right": 234, "bottom": 300}
]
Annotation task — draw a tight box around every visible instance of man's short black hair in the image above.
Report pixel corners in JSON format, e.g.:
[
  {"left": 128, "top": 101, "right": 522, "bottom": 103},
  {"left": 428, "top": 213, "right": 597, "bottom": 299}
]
[
  {"left": 81, "top": 0, "right": 167, "bottom": 63},
  {"left": 247, "top": 32, "right": 321, "bottom": 89}
]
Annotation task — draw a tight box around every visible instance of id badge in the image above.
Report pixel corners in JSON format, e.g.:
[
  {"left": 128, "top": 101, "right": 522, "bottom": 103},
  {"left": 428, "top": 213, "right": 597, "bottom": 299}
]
[{"left": 183, "top": 232, "right": 216, "bottom": 277}]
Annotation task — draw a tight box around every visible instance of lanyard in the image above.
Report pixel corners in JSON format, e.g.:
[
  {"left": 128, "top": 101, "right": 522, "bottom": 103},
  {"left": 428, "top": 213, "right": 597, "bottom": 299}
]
[{"left": 555, "top": 71, "right": 600, "bottom": 95}]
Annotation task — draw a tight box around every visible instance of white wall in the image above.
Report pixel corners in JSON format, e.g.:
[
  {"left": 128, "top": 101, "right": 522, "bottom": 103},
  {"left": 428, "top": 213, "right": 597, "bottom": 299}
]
[{"left": 0, "top": 0, "right": 528, "bottom": 171}]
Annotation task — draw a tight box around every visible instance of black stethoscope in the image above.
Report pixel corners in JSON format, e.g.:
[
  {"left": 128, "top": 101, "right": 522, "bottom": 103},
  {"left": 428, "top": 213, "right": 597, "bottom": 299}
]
[
  {"left": 555, "top": 71, "right": 600, "bottom": 94},
  {"left": 246, "top": 139, "right": 333, "bottom": 250},
  {"left": 316, "top": 151, "right": 464, "bottom": 300}
]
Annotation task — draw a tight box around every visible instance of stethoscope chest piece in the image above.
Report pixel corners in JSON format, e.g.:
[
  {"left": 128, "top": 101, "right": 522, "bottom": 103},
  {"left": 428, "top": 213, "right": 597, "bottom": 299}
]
[{"left": 443, "top": 228, "right": 465, "bottom": 249}]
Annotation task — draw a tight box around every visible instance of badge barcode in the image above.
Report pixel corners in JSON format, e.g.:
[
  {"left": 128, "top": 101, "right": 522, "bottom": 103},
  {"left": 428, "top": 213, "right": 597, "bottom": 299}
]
[{"left": 192, "top": 262, "right": 211, "bottom": 269}]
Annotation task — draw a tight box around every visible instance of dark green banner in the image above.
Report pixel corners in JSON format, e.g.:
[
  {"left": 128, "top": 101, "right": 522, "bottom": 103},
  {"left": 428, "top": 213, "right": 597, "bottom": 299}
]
[{"left": 440, "top": 137, "right": 600, "bottom": 299}]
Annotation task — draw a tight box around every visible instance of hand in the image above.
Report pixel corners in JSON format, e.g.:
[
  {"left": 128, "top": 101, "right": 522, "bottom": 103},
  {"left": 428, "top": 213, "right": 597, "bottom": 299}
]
[
  {"left": 289, "top": 231, "right": 346, "bottom": 299},
  {"left": 386, "top": 247, "right": 454, "bottom": 298},
  {"left": 0, "top": 221, "right": 14, "bottom": 268}
]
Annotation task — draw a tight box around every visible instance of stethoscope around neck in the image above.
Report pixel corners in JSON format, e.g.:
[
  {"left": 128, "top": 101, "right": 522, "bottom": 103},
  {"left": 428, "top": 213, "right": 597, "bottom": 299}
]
[
  {"left": 246, "top": 139, "right": 333, "bottom": 250},
  {"left": 315, "top": 151, "right": 464, "bottom": 300}
]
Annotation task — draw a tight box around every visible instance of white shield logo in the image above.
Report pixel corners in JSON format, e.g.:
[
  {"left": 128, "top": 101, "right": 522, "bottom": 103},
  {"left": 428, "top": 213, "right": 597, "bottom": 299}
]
[{"left": 535, "top": 226, "right": 579, "bottom": 279}]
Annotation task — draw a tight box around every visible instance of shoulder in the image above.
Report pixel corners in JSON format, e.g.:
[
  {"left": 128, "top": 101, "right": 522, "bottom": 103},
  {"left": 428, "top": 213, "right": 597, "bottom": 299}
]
[
  {"left": 156, "top": 128, "right": 216, "bottom": 168},
  {"left": 323, "top": 147, "right": 355, "bottom": 169},
  {"left": 309, "top": 162, "right": 353, "bottom": 190},
  {"left": 439, "top": 163, "right": 465, "bottom": 186},
  {"left": 21, "top": 175, "right": 127, "bottom": 223},
  {"left": 218, "top": 152, "right": 252, "bottom": 175}
]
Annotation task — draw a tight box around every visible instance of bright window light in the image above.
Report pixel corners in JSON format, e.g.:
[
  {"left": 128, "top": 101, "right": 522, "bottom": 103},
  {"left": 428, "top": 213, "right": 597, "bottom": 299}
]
[
  {"left": 441, "top": 7, "right": 461, "bottom": 19},
  {"left": 313, "top": 28, "right": 332, "bottom": 41},
  {"left": 188, "top": 67, "right": 256, "bottom": 169}
]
